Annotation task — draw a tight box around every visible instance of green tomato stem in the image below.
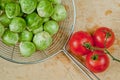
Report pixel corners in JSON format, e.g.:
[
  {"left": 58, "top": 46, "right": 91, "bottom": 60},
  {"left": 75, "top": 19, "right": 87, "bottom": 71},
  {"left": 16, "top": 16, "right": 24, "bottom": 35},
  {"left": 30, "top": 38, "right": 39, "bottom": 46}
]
[
  {"left": 92, "top": 54, "right": 98, "bottom": 60},
  {"left": 106, "top": 32, "right": 111, "bottom": 38},
  {"left": 104, "top": 49, "right": 120, "bottom": 62},
  {"left": 83, "top": 43, "right": 92, "bottom": 50},
  {"left": 84, "top": 43, "right": 120, "bottom": 63},
  {"left": 104, "top": 32, "right": 120, "bottom": 62},
  {"left": 92, "top": 47, "right": 120, "bottom": 63}
]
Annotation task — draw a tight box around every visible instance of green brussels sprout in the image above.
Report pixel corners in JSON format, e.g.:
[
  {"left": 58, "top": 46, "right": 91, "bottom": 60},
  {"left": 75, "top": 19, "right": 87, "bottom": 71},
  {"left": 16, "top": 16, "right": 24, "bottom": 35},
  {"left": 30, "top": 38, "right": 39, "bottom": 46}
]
[
  {"left": 0, "top": 23, "right": 5, "bottom": 37},
  {"left": 33, "top": 25, "right": 43, "bottom": 34},
  {"left": 0, "top": 14, "right": 11, "bottom": 27},
  {"left": 5, "top": 2, "right": 20, "bottom": 18},
  {"left": 0, "top": 10, "right": 3, "bottom": 16},
  {"left": 37, "top": 0, "right": 54, "bottom": 17},
  {"left": 37, "top": 0, "right": 40, "bottom": 2},
  {"left": 0, "top": 0, "right": 13, "bottom": 10},
  {"left": 2, "top": 30, "right": 19, "bottom": 46},
  {"left": 33, "top": 31, "right": 52, "bottom": 50},
  {"left": 44, "top": 20, "right": 59, "bottom": 35},
  {"left": 43, "top": 17, "right": 50, "bottom": 23},
  {"left": 9, "top": 17, "right": 26, "bottom": 33},
  {"left": 19, "top": 0, "right": 37, "bottom": 14},
  {"left": 26, "top": 12, "right": 43, "bottom": 31},
  {"left": 19, "top": 42, "right": 36, "bottom": 57},
  {"left": 20, "top": 30, "right": 33, "bottom": 42},
  {"left": 51, "top": 4, "right": 67, "bottom": 21},
  {"left": 49, "top": 0, "right": 61, "bottom": 4},
  {"left": 18, "top": 12, "right": 24, "bottom": 17}
]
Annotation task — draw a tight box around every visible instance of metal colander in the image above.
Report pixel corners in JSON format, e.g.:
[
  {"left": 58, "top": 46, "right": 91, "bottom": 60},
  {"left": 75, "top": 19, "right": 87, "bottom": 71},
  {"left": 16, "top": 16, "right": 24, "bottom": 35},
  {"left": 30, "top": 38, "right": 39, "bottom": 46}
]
[
  {"left": 0, "top": 0, "right": 76, "bottom": 64},
  {"left": 0, "top": 0, "right": 101, "bottom": 80}
]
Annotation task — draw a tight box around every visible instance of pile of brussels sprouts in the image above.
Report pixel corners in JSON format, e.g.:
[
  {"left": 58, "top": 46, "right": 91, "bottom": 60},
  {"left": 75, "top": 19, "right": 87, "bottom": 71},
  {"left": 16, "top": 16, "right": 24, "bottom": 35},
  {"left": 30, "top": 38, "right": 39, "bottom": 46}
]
[{"left": 0, "top": 0, "right": 67, "bottom": 57}]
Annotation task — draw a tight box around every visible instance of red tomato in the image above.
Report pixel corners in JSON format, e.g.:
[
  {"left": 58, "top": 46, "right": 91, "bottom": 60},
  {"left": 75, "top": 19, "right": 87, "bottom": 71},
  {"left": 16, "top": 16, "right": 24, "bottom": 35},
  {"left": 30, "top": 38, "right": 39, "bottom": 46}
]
[
  {"left": 86, "top": 50, "right": 109, "bottom": 73},
  {"left": 69, "top": 31, "right": 94, "bottom": 56},
  {"left": 93, "top": 27, "right": 115, "bottom": 48}
]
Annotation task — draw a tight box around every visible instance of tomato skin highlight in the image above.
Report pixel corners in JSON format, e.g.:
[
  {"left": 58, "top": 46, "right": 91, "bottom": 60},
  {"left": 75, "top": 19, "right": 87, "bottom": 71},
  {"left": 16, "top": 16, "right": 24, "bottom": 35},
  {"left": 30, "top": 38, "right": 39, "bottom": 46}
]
[
  {"left": 69, "top": 31, "right": 94, "bottom": 56},
  {"left": 93, "top": 27, "right": 115, "bottom": 48},
  {"left": 86, "top": 50, "right": 110, "bottom": 73}
]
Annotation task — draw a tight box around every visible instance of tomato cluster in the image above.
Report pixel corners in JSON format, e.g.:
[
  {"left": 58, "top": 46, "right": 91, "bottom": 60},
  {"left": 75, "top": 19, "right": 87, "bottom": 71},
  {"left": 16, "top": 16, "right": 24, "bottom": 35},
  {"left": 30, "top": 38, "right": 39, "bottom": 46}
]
[{"left": 69, "top": 27, "right": 115, "bottom": 73}]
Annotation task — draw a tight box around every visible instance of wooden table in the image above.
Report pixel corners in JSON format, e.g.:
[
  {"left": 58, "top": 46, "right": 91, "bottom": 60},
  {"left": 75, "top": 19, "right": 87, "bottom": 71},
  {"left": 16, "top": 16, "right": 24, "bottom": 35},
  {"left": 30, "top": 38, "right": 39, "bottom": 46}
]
[{"left": 1, "top": 0, "right": 120, "bottom": 80}]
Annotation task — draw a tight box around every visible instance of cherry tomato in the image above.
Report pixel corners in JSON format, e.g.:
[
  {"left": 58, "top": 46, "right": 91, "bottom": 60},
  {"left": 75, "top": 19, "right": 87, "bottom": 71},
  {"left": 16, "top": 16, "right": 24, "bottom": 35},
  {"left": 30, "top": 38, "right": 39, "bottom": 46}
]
[
  {"left": 93, "top": 27, "right": 115, "bottom": 48},
  {"left": 86, "top": 50, "right": 109, "bottom": 73},
  {"left": 69, "top": 31, "right": 94, "bottom": 56}
]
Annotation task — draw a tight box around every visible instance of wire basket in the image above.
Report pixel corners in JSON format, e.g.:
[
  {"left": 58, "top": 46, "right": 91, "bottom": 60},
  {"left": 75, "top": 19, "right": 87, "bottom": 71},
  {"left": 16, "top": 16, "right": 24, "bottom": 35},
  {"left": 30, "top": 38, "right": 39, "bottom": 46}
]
[{"left": 0, "top": 0, "right": 76, "bottom": 64}]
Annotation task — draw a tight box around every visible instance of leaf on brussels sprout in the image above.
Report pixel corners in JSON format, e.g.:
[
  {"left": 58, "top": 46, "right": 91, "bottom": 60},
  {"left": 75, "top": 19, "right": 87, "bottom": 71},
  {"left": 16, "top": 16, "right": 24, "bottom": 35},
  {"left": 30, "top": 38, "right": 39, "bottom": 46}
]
[
  {"left": 33, "top": 31, "right": 52, "bottom": 50},
  {"left": 2, "top": 30, "right": 19, "bottom": 46},
  {"left": 0, "top": 0, "right": 13, "bottom": 10},
  {"left": 51, "top": 4, "right": 67, "bottom": 21},
  {"left": 19, "top": 42, "right": 36, "bottom": 57},
  {"left": 43, "top": 17, "right": 50, "bottom": 23},
  {"left": 18, "top": 12, "right": 24, "bottom": 17},
  {"left": 20, "top": 30, "right": 33, "bottom": 42},
  {"left": 0, "top": 23, "right": 5, "bottom": 37},
  {"left": 0, "top": 10, "right": 4, "bottom": 16},
  {"left": 0, "top": 14, "right": 11, "bottom": 27},
  {"left": 9, "top": 17, "right": 26, "bottom": 33},
  {"left": 37, "top": 0, "right": 54, "bottom": 17},
  {"left": 44, "top": 20, "right": 59, "bottom": 35},
  {"left": 26, "top": 12, "right": 43, "bottom": 31},
  {"left": 19, "top": 0, "right": 37, "bottom": 14},
  {"left": 37, "top": 0, "right": 43, "bottom": 2},
  {"left": 49, "top": 0, "right": 61, "bottom": 4},
  {"left": 5, "top": 2, "right": 20, "bottom": 18},
  {"left": 33, "top": 25, "right": 43, "bottom": 34}
]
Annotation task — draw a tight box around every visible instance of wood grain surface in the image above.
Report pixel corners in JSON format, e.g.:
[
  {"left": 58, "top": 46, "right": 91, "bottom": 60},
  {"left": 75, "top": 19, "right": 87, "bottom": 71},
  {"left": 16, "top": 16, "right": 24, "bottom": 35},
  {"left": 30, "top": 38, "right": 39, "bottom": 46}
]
[{"left": 1, "top": 0, "right": 120, "bottom": 80}]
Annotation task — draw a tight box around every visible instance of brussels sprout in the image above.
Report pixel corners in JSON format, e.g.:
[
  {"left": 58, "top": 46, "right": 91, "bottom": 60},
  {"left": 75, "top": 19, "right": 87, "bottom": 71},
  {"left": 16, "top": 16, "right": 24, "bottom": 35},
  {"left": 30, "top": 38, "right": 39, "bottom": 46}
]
[
  {"left": 5, "top": 2, "right": 20, "bottom": 18},
  {"left": 0, "top": 14, "right": 11, "bottom": 27},
  {"left": 37, "top": 0, "right": 40, "bottom": 2},
  {"left": 18, "top": 12, "right": 24, "bottom": 17},
  {"left": 0, "top": 10, "right": 3, "bottom": 16},
  {"left": 44, "top": 20, "right": 59, "bottom": 35},
  {"left": 20, "top": 30, "right": 33, "bottom": 42},
  {"left": 43, "top": 17, "right": 50, "bottom": 23},
  {"left": 0, "top": 0, "right": 13, "bottom": 10},
  {"left": 2, "top": 30, "right": 19, "bottom": 46},
  {"left": 51, "top": 4, "right": 67, "bottom": 21},
  {"left": 33, "top": 31, "right": 52, "bottom": 50},
  {"left": 33, "top": 25, "right": 43, "bottom": 34},
  {"left": 0, "top": 23, "right": 5, "bottom": 37},
  {"left": 19, "top": 0, "right": 37, "bottom": 14},
  {"left": 9, "top": 17, "right": 26, "bottom": 33},
  {"left": 19, "top": 42, "right": 36, "bottom": 57},
  {"left": 37, "top": 0, "right": 54, "bottom": 17},
  {"left": 26, "top": 12, "right": 43, "bottom": 31},
  {"left": 49, "top": 0, "right": 61, "bottom": 4}
]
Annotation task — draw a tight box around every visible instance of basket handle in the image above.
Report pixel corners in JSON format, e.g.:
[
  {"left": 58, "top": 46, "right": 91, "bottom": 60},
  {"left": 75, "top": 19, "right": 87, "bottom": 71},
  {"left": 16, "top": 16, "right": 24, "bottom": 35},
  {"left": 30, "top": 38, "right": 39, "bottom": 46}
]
[{"left": 62, "top": 49, "right": 100, "bottom": 80}]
